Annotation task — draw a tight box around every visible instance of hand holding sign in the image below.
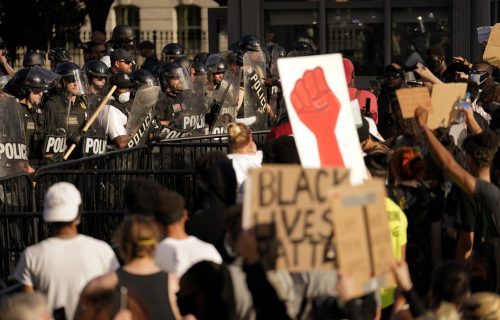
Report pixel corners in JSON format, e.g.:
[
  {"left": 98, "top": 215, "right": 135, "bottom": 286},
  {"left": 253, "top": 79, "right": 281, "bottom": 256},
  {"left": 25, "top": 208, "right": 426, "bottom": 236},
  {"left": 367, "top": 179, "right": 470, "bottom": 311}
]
[
  {"left": 290, "top": 67, "right": 344, "bottom": 166},
  {"left": 415, "top": 106, "right": 429, "bottom": 129}
]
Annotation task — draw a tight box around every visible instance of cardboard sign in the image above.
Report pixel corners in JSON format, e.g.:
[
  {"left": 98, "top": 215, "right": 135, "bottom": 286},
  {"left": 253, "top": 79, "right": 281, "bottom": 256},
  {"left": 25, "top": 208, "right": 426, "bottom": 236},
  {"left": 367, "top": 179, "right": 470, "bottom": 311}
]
[
  {"left": 242, "top": 165, "right": 350, "bottom": 272},
  {"left": 396, "top": 87, "right": 432, "bottom": 119},
  {"left": 277, "top": 54, "right": 367, "bottom": 185},
  {"left": 483, "top": 23, "right": 500, "bottom": 67},
  {"left": 331, "top": 179, "right": 394, "bottom": 297},
  {"left": 428, "top": 83, "right": 467, "bottom": 129}
]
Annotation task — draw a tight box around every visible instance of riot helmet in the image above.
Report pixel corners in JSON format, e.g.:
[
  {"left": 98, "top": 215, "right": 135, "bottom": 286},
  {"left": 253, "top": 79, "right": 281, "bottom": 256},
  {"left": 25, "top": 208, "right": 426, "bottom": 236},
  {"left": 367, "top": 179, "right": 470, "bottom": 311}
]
[
  {"left": 268, "top": 44, "right": 287, "bottom": 59},
  {"left": 174, "top": 56, "right": 191, "bottom": 69},
  {"left": 162, "top": 43, "right": 185, "bottom": 61},
  {"left": 111, "top": 25, "right": 135, "bottom": 50},
  {"left": 131, "top": 68, "right": 159, "bottom": 88},
  {"left": 288, "top": 41, "right": 316, "bottom": 56},
  {"left": 83, "top": 60, "right": 111, "bottom": 79},
  {"left": 238, "top": 35, "right": 263, "bottom": 52},
  {"left": 48, "top": 47, "right": 71, "bottom": 63},
  {"left": 7, "top": 67, "right": 59, "bottom": 99},
  {"left": 158, "top": 61, "right": 183, "bottom": 93},
  {"left": 22, "top": 51, "right": 44, "bottom": 67},
  {"left": 56, "top": 62, "right": 89, "bottom": 96},
  {"left": 191, "top": 61, "right": 207, "bottom": 76},
  {"left": 193, "top": 52, "right": 209, "bottom": 65}
]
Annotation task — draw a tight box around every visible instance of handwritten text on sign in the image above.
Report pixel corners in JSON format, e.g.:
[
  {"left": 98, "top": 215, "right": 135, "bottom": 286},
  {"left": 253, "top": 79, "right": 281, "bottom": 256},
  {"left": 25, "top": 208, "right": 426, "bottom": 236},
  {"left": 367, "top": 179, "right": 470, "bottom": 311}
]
[{"left": 243, "top": 165, "right": 349, "bottom": 272}]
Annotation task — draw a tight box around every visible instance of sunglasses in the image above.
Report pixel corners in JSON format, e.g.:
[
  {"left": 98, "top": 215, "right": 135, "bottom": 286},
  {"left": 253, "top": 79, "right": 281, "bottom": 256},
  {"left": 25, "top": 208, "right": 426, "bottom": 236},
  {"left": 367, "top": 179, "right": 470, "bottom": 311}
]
[
  {"left": 385, "top": 72, "right": 401, "bottom": 79},
  {"left": 118, "top": 60, "right": 132, "bottom": 65},
  {"left": 94, "top": 76, "right": 107, "bottom": 81}
]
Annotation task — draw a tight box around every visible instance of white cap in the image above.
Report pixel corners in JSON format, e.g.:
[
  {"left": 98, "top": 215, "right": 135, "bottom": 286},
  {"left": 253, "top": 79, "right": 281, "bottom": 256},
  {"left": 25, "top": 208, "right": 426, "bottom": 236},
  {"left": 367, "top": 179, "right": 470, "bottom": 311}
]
[{"left": 43, "top": 182, "right": 82, "bottom": 222}]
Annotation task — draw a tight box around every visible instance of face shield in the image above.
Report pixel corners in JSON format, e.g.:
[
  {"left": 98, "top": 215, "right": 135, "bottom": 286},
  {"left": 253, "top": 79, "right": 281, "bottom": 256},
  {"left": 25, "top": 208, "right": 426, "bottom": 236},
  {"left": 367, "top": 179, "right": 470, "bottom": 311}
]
[
  {"left": 25, "top": 66, "right": 61, "bottom": 92},
  {"left": 62, "top": 69, "right": 90, "bottom": 96}
]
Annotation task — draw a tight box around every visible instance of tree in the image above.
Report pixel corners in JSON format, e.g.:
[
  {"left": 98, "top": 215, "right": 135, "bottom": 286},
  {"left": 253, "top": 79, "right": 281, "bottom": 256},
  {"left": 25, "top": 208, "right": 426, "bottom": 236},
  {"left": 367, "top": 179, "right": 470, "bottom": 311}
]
[{"left": 84, "top": 0, "right": 114, "bottom": 33}]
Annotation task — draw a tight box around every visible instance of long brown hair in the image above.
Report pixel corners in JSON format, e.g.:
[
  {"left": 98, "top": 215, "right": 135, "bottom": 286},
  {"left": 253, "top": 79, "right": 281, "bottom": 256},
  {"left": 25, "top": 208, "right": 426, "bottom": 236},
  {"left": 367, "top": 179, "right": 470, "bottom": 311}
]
[{"left": 114, "top": 215, "right": 161, "bottom": 263}]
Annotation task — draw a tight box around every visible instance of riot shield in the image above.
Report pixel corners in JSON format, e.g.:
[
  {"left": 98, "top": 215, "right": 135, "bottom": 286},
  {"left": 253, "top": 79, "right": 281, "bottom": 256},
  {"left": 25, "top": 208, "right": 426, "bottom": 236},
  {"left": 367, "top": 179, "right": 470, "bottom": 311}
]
[
  {"left": 242, "top": 51, "right": 270, "bottom": 130},
  {"left": 179, "top": 79, "right": 207, "bottom": 134},
  {"left": 126, "top": 85, "right": 161, "bottom": 148},
  {"left": 0, "top": 96, "right": 29, "bottom": 176},
  {"left": 206, "top": 68, "right": 242, "bottom": 134},
  {"left": 80, "top": 94, "right": 108, "bottom": 157}
]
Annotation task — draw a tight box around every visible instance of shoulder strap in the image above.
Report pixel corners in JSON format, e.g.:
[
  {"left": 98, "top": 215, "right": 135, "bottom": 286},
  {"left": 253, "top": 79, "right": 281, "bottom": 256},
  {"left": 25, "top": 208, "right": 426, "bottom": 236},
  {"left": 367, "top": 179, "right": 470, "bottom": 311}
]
[{"left": 110, "top": 100, "right": 129, "bottom": 118}]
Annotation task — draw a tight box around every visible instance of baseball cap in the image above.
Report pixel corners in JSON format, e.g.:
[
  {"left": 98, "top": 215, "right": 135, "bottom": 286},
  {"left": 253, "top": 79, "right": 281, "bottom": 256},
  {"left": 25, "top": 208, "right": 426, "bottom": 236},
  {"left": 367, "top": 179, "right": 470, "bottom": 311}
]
[
  {"left": 111, "top": 48, "right": 134, "bottom": 64},
  {"left": 43, "top": 182, "right": 82, "bottom": 222},
  {"left": 384, "top": 63, "right": 405, "bottom": 78},
  {"left": 110, "top": 72, "right": 134, "bottom": 89}
]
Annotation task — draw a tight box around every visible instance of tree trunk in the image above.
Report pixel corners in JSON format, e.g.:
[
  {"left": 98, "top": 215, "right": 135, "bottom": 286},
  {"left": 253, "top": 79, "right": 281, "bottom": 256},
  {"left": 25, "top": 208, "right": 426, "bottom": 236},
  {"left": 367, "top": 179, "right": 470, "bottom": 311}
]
[{"left": 85, "top": 0, "right": 114, "bottom": 33}]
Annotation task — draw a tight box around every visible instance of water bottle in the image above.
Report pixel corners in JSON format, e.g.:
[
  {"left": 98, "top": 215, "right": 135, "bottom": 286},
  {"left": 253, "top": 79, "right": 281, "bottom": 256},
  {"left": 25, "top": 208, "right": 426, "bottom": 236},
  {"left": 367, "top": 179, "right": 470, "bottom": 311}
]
[{"left": 453, "top": 92, "right": 471, "bottom": 124}]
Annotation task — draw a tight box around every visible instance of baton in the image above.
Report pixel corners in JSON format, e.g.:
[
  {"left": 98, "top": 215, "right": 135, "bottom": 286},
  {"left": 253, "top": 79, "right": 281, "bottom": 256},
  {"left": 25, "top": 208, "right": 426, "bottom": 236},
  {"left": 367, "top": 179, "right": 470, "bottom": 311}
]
[{"left": 63, "top": 85, "right": 117, "bottom": 160}]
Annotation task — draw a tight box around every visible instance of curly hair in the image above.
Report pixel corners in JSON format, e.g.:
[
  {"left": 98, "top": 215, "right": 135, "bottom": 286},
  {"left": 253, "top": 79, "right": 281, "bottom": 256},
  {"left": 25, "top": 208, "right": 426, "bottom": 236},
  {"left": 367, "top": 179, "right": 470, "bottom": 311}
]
[
  {"left": 391, "top": 147, "right": 427, "bottom": 181},
  {"left": 462, "top": 130, "right": 498, "bottom": 168}
]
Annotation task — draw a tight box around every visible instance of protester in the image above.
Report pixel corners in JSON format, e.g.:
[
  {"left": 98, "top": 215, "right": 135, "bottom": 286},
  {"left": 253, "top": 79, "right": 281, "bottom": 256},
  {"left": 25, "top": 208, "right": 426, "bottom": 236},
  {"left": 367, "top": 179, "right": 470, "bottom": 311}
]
[
  {"left": 14, "top": 182, "right": 119, "bottom": 319},
  {"left": 79, "top": 215, "right": 180, "bottom": 320},
  {"left": 155, "top": 190, "right": 223, "bottom": 276}
]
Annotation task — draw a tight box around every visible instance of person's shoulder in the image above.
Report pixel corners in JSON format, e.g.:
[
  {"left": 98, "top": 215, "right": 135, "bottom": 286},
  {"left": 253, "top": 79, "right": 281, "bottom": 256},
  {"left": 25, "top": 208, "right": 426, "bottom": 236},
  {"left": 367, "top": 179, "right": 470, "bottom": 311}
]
[
  {"left": 77, "top": 234, "right": 114, "bottom": 250},
  {"left": 475, "top": 179, "right": 500, "bottom": 197}
]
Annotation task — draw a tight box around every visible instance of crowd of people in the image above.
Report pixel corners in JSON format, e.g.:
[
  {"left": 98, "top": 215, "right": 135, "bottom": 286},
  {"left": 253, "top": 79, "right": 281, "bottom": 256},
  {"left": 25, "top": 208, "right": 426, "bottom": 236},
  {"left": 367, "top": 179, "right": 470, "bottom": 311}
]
[{"left": 0, "top": 22, "right": 500, "bottom": 320}]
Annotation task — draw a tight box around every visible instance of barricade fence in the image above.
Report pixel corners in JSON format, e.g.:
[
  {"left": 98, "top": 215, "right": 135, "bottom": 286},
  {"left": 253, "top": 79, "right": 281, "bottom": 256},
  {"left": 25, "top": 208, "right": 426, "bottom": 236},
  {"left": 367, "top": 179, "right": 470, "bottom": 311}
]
[{"left": 0, "top": 131, "right": 269, "bottom": 285}]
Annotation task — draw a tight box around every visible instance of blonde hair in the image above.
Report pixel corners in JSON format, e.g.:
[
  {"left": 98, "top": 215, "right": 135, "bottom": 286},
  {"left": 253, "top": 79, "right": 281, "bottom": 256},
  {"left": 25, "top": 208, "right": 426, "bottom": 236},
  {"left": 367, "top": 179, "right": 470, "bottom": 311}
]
[
  {"left": 227, "top": 123, "right": 251, "bottom": 150},
  {"left": 114, "top": 215, "right": 161, "bottom": 263},
  {"left": 463, "top": 293, "right": 500, "bottom": 320}
]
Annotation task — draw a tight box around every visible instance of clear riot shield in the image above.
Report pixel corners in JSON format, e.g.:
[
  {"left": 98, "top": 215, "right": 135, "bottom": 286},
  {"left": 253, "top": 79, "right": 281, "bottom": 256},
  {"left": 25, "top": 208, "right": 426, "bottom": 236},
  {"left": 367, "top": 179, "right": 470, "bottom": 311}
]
[
  {"left": 80, "top": 94, "right": 108, "bottom": 157},
  {"left": 242, "top": 51, "right": 270, "bottom": 130},
  {"left": 270, "top": 46, "right": 281, "bottom": 79},
  {"left": 206, "top": 68, "right": 242, "bottom": 134},
  {"left": 180, "top": 78, "right": 207, "bottom": 134},
  {"left": 0, "top": 96, "right": 29, "bottom": 176},
  {"left": 126, "top": 85, "right": 161, "bottom": 148},
  {"left": 61, "top": 69, "right": 91, "bottom": 97}
]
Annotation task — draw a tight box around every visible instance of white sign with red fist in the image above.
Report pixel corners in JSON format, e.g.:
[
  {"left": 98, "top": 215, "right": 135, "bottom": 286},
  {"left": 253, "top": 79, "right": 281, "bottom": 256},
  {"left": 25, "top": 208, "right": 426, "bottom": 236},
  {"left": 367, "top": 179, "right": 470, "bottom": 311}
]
[{"left": 277, "top": 53, "right": 367, "bottom": 185}]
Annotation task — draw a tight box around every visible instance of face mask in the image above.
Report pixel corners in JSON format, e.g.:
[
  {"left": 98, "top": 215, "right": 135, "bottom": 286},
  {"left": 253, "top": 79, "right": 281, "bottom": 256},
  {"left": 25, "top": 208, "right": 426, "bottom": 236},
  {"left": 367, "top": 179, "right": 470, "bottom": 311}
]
[
  {"left": 118, "top": 91, "right": 130, "bottom": 103},
  {"left": 470, "top": 72, "right": 487, "bottom": 87},
  {"left": 426, "top": 59, "right": 440, "bottom": 72}
]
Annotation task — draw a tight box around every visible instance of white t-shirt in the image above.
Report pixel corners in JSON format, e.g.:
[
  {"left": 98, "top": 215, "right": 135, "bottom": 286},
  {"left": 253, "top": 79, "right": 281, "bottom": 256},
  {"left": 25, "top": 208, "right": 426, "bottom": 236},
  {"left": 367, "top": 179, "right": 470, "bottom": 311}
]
[
  {"left": 227, "top": 151, "right": 263, "bottom": 188},
  {"left": 97, "top": 102, "right": 127, "bottom": 140},
  {"left": 155, "top": 236, "right": 222, "bottom": 276},
  {"left": 14, "top": 234, "right": 119, "bottom": 320}
]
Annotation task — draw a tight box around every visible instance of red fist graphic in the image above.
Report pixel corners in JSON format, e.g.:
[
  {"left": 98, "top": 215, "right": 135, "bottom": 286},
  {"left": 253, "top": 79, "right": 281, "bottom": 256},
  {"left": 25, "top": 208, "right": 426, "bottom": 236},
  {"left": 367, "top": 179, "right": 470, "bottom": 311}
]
[{"left": 290, "top": 67, "right": 344, "bottom": 166}]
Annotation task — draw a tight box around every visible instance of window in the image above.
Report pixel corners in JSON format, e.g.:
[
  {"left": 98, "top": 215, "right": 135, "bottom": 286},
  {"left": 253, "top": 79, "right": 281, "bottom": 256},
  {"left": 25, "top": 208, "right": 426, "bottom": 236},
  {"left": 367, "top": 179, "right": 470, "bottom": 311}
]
[
  {"left": 392, "top": 7, "right": 450, "bottom": 69},
  {"left": 265, "top": 10, "right": 319, "bottom": 52},
  {"left": 176, "top": 5, "right": 202, "bottom": 54},
  {"left": 326, "top": 8, "right": 384, "bottom": 76}
]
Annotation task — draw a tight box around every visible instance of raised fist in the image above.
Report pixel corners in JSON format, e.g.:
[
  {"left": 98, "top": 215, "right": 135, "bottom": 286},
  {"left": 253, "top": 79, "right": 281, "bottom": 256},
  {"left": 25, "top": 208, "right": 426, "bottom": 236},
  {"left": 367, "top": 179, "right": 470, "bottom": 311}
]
[{"left": 291, "top": 67, "right": 344, "bottom": 166}]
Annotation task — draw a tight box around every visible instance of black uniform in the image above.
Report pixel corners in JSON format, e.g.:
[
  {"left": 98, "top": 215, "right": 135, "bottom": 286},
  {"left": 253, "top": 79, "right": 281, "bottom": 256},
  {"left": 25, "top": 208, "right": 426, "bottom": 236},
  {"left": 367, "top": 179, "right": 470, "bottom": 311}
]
[
  {"left": 19, "top": 102, "right": 46, "bottom": 167},
  {"left": 154, "top": 91, "right": 184, "bottom": 127}
]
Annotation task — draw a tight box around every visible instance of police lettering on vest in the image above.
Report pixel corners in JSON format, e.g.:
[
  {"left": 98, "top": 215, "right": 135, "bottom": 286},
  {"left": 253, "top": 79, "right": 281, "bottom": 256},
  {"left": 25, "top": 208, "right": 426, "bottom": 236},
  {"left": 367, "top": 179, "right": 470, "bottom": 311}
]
[
  {"left": 0, "top": 143, "right": 28, "bottom": 160},
  {"left": 82, "top": 137, "right": 107, "bottom": 156},
  {"left": 182, "top": 114, "right": 205, "bottom": 130},
  {"left": 44, "top": 135, "right": 67, "bottom": 154}
]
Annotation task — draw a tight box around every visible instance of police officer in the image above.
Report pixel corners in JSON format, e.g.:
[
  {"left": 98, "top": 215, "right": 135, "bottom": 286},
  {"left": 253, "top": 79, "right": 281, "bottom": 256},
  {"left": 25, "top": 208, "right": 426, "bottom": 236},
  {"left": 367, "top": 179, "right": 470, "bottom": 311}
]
[
  {"left": 83, "top": 60, "right": 111, "bottom": 95},
  {"left": 206, "top": 56, "right": 228, "bottom": 90},
  {"left": 22, "top": 51, "right": 44, "bottom": 68},
  {"left": 101, "top": 24, "right": 136, "bottom": 68},
  {"left": 287, "top": 41, "right": 316, "bottom": 57},
  {"left": 110, "top": 49, "right": 134, "bottom": 75},
  {"left": 190, "top": 61, "right": 207, "bottom": 85},
  {"left": 130, "top": 68, "right": 159, "bottom": 89},
  {"left": 154, "top": 61, "right": 185, "bottom": 127},
  {"left": 162, "top": 43, "right": 185, "bottom": 62},
  {"left": 48, "top": 47, "right": 71, "bottom": 72},
  {"left": 96, "top": 73, "right": 135, "bottom": 149},
  {"left": 44, "top": 62, "right": 91, "bottom": 160},
  {"left": 4, "top": 68, "right": 57, "bottom": 168}
]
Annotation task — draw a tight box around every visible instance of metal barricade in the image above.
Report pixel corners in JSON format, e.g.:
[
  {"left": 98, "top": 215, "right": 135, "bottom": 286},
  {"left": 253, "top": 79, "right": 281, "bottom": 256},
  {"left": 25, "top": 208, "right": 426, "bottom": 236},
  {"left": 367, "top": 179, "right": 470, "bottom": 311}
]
[{"left": 0, "top": 173, "right": 38, "bottom": 285}]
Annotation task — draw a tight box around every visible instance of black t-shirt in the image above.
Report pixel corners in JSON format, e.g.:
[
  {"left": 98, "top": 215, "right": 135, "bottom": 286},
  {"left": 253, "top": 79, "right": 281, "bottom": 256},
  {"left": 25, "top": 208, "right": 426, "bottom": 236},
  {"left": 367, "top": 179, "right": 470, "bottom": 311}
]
[
  {"left": 447, "top": 184, "right": 477, "bottom": 233},
  {"left": 474, "top": 179, "right": 500, "bottom": 240}
]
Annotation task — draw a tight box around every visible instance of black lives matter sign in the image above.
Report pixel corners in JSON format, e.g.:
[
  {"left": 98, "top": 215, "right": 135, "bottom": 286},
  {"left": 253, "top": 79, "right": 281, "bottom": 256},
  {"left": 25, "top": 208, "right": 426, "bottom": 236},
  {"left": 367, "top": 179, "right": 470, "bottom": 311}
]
[{"left": 242, "top": 165, "right": 349, "bottom": 272}]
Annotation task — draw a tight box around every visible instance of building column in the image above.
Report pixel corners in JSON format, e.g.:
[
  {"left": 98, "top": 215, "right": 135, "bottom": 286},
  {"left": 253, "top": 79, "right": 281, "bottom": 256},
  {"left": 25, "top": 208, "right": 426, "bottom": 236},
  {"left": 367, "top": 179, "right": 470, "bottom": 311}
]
[
  {"left": 241, "top": 0, "right": 264, "bottom": 39},
  {"left": 471, "top": 0, "right": 490, "bottom": 61},
  {"left": 451, "top": 0, "right": 471, "bottom": 59},
  {"left": 227, "top": 0, "right": 241, "bottom": 45}
]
